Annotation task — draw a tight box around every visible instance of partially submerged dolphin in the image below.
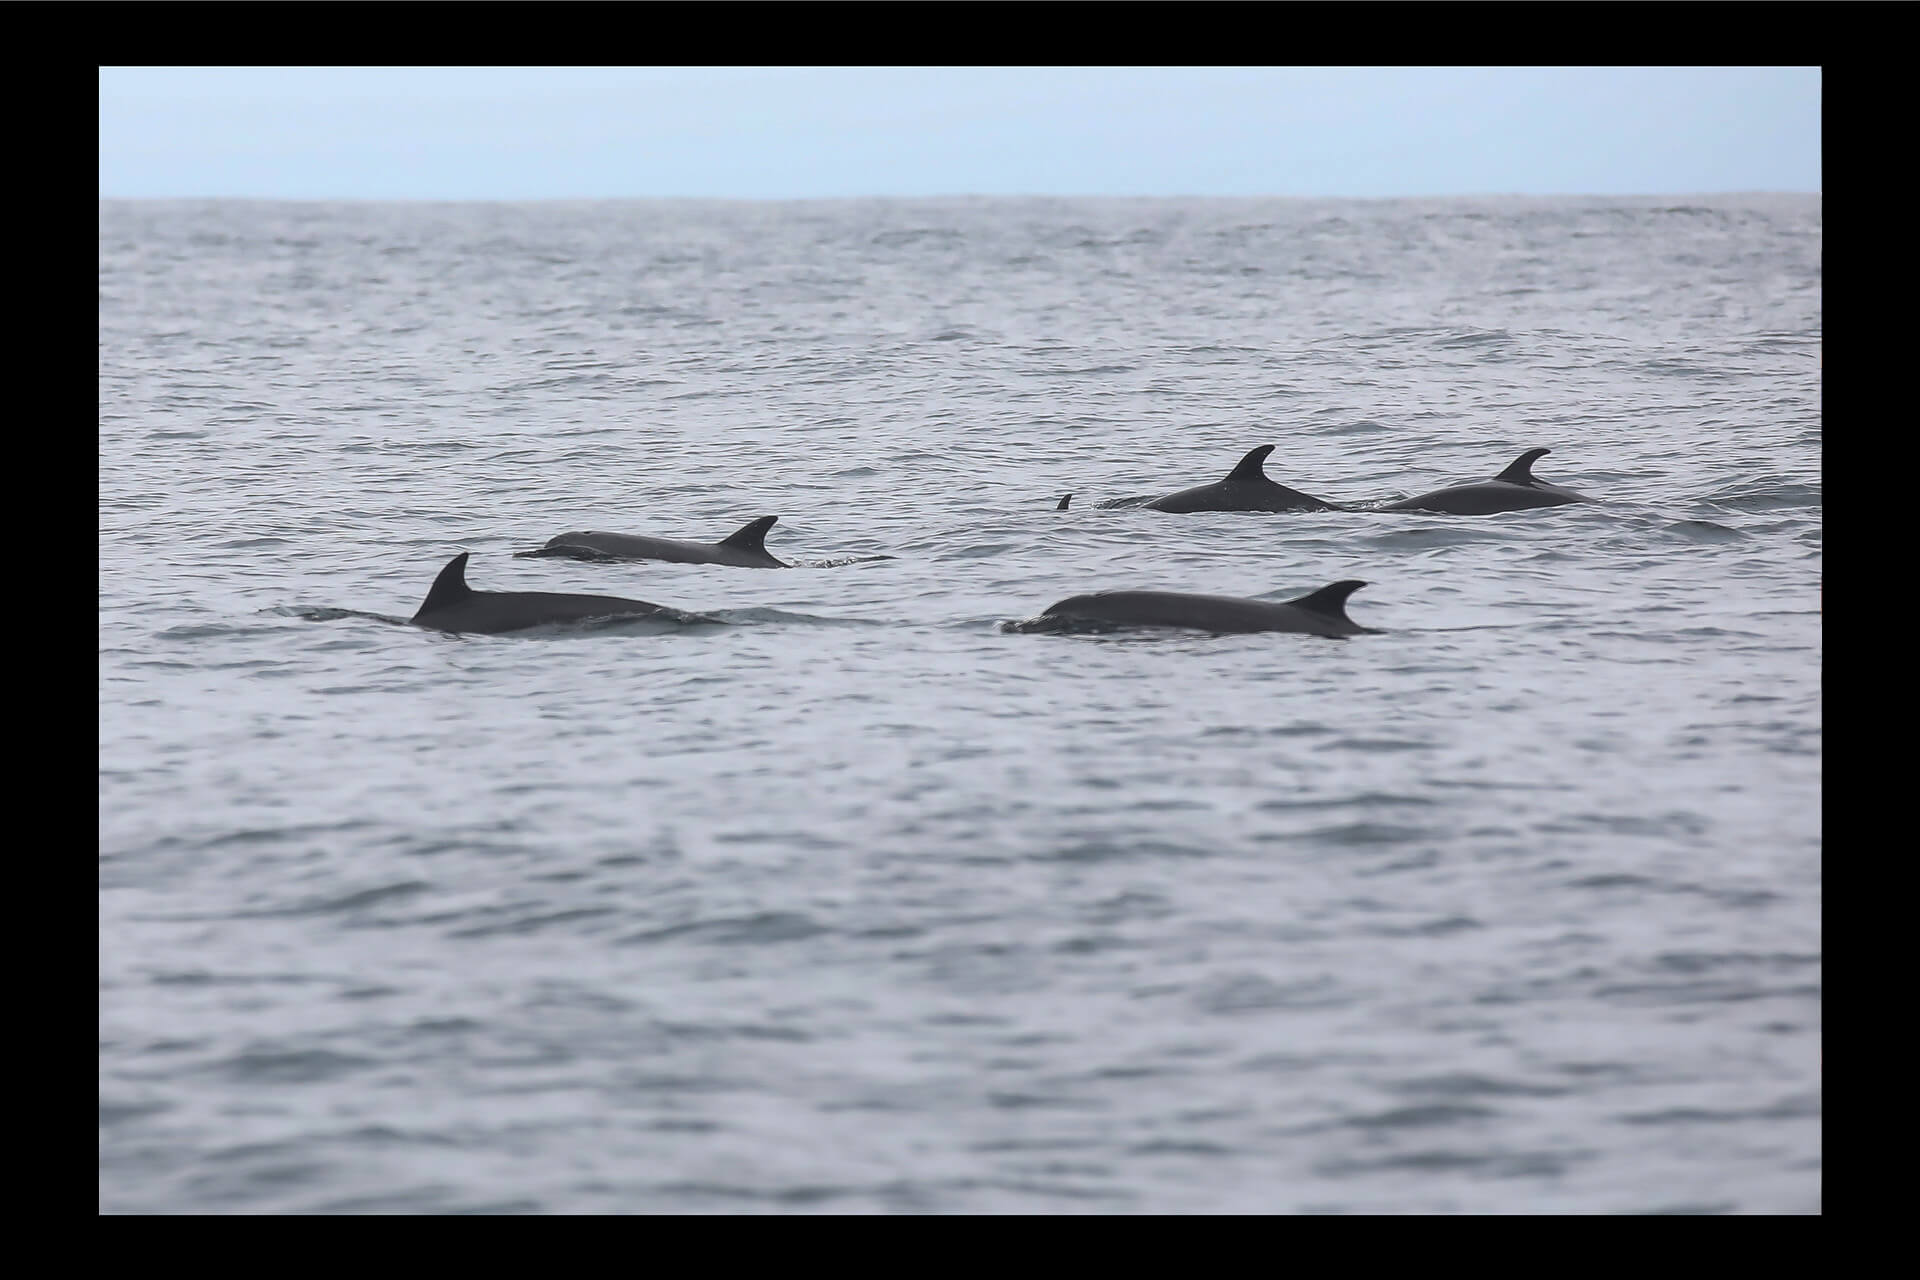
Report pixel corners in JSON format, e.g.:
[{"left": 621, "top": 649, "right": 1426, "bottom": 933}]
[
  {"left": 1029, "top": 580, "right": 1378, "bottom": 637},
  {"left": 1145, "top": 445, "right": 1341, "bottom": 513},
  {"left": 1382, "top": 448, "right": 1588, "bottom": 515},
  {"left": 411, "top": 552, "right": 677, "bottom": 634},
  {"left": 518, "top": 516, "right": 786, "bottom": 568}
]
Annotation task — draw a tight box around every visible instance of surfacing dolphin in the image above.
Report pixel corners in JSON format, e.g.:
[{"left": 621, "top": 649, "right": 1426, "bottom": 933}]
[
  {"left": 517, "top": 516, "right": 787, "bottom": 568},
  {"left": 1022, "top": 580, "right": 1378, "bottom": 637},
  {"left": 1145, "top": 445, "right": 1341, "bottom": 513},
  {"left": 411, "top": 552, "right": 678, "bottom": 634},
  {"left": 1382, "top": 448, "right": 1588, "bottom": 515}
]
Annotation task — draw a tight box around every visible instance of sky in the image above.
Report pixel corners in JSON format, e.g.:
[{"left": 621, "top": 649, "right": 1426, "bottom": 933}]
[{"left": 98, "top": 66, "right": 1822, "bottom": 202}]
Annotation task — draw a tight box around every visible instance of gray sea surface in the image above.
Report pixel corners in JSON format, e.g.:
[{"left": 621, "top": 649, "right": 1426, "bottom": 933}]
[{"left": 99, "top": 195, "right": 1821, "bottom": 1215}]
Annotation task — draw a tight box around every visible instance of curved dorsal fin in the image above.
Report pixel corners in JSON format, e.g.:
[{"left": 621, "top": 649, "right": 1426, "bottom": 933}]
[
  {"left": 417, "top": 552, "right": 473, "bottom": 615},
  {"left": 718, "top": 515, "right": 778, "bottom": 551},
  {"left": 1495, "top": 448, "right": 1551, "bottom": 484},
  {"left": 1056, "top": 493, "right": 1072, "bottom": 510},
  {"left": 1286, "top": 579, "right": 1367, "bottom": 620},
  {"left": 1226, "top": 444, "right": 1276, "bottom": 482}
]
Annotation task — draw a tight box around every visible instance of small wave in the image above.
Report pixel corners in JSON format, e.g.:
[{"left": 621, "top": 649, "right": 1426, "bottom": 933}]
[
  {"left": 1433, "top": 328, "right": 1513, "bottom": 349},
  {"left": 1342, "top": 1103, "right": 1501, "bottom": 1130},
  {"left": 1663, "top": 519, "right": 1745, "bottom": 542},
  {"left": 618, "top": 911, "right": 829, "bottom": 947},
  {"left": 447, "top": 906, "right": 620, "bottom": 940},
  {"left": 214, "top": 1047, "right": 374, "bottom": 1085},
  {"left": 708, "top": 607, "right": 882, "bottom": 627},
  {"left": 1275, "top": 821, "right": 1438, "bottom": 846},
  {"left": 1035, "top": 837, "right": 1212, "bottom": 862},
  {"left": 1198, "top": 973, "right": 1348, "bottom": 1014},
  {"left": 1358, "top": 526, "right": 1527, "bottom": 548},
  {"left": 274, "top": 607, "right": 412, "bottom": 627},
  {"left": 1256, "top": 792, "right": 1436, "bottom": 811},
  {"left": 1700, "top": 481, "right": 1822, "bottom": 513},
  {"left": 788, "top": 553, "right": 895, "bottom": 568}
]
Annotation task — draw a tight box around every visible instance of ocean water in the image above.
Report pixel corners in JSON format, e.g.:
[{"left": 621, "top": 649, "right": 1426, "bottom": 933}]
[{"left": 99, "top": 195, "right": 1821, "bottom": 1215}]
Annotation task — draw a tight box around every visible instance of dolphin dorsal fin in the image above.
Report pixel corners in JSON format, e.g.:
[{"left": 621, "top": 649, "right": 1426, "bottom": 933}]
[
  {"left": 1227, "top": 445, "right": 1276, "bottom": 482},
  {"left": 718, "top": 516, "right": 778, "bottom": 551},
  {"left": 1286, "top": 579, "right": 1367, "bottom": 620},
  {"left": 1056, "top": 493, "right": 1072, "bottom": 510},
  {"left": 418, "top": 552, "right": 473, "bottom": 615},
  {"left": 1495, "top": 448, "right": 1551, "bottom": 484}
]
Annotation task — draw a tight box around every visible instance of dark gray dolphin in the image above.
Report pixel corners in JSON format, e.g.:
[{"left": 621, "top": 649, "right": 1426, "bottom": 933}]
[
  {"left": 1034, "top": 580, "right": 1378, "bottom": 637},
  {"left": 1382, "top": 448, "right": 1588, "bottom": 515},
  {"left": 411, "top": 553, "right": 676, "bottom": 634},
  {"left": 517, "top": 516, "right": 786, "bottom": 568},
  {"left": 1145, "top": 445, "right": 1341, "bottom": 513}
]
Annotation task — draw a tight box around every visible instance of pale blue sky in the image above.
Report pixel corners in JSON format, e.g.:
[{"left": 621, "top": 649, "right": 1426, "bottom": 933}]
[{"left": 98, "top": 66, "right": 1821, "bottom": 201}]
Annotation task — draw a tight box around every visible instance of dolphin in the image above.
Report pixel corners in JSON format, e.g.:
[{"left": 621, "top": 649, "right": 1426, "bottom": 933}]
[
  {"left": 1382, "top": 448, "right": 1588, "bottom": 515},
  {"left": 1031, "top": 580, "right": 1378, "bottom": 637},
  {"left": 517, "top": 516, "right": 787, "bottom": 568},
  {"left": 1145, "top": 445, "right": 1341, "bottom": 513},
  {"left": 411, "top": 552, "right": 677, "bottom": 634}
]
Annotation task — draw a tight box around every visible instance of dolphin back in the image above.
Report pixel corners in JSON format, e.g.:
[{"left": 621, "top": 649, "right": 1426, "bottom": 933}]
[
  {"left": 1032, "top": 583, "right": 1376, "bottom": 637},
  {"left": 1146, "top": 444, "right": 1338, "bottom": 513}
]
